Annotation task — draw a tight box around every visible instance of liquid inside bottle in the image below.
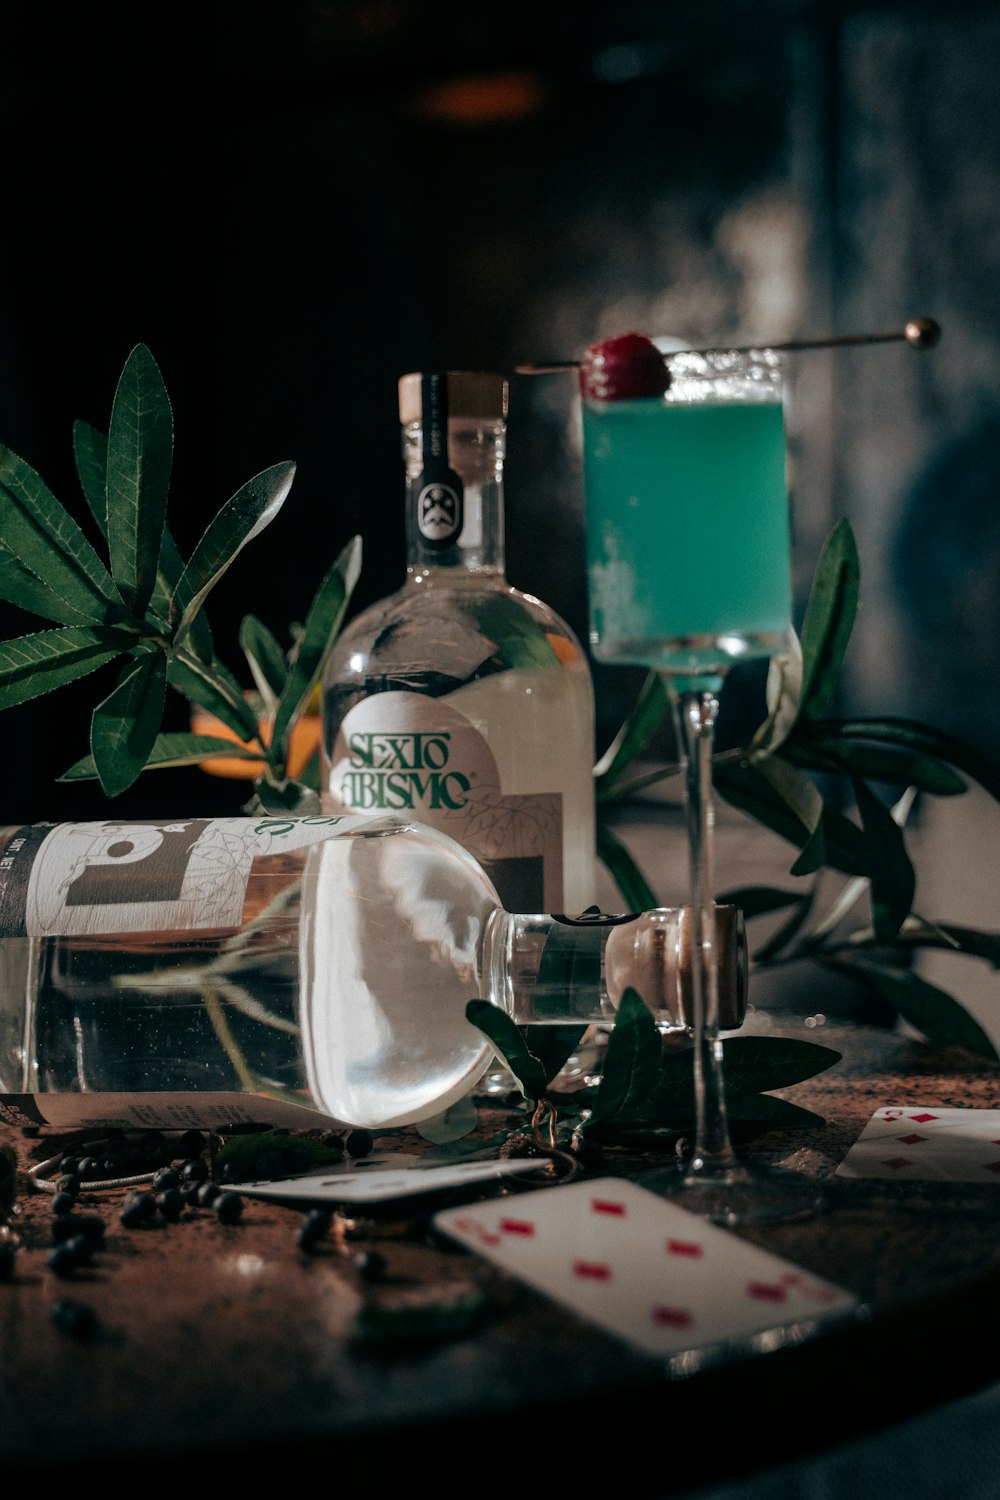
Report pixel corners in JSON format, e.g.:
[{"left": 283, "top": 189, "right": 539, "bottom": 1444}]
[{"left": 0, "top": 817, "right": 743, "bottom": 1134}]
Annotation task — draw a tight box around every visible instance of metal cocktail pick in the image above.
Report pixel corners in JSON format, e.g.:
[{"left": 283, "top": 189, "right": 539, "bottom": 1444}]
[{"left": 514, "top": 316, "right": 942, "bottom": 374}]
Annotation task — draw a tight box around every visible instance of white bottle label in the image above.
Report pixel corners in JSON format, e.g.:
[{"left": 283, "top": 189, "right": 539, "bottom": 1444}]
[
  {"left": 0, "top": 815, "right": 368, "bottom": 938},
  {"left": 326, "top": 694, "right": 564, "bottom": 911}
]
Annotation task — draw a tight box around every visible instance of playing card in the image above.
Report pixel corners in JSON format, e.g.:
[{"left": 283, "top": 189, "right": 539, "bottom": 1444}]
[
  {"left": 237, "top": 1157, "right": 545, "bottom": 1204},
  {"left": 433, "top": 1177, "right": 858, "bottom": 1365},
  {"left": 836, "top": 1105, "right": 1000, "bottom": 1182}
]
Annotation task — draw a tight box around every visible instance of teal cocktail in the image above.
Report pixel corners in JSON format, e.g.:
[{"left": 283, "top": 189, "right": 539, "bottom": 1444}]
[
  {"left": 583, "top": 349, "right": 792, "bottom": 681},
  {"left": 579, "top": 336, "right": 818, "bottom": 1227}
]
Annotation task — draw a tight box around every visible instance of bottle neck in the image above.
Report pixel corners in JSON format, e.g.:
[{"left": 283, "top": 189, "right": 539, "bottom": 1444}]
[
  {"left": 483, "top": 907, "right": 747, "bottom": 1032},
  {"left": 402, "top": 415, "right": 506, "bottom": 582}
]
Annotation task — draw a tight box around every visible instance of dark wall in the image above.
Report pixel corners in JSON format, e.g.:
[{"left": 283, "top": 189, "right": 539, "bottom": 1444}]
[{"left": 2, "top": 1, "right": 998, "bottom": 825}]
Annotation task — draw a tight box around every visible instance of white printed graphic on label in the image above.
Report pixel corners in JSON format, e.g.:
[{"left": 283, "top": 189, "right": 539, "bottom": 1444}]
[
  {"left": 24, "top": 816, "right": 360, "bottom": 938},
  {"left": 326, "top": 694, "right": 563, "bottom": 911}
]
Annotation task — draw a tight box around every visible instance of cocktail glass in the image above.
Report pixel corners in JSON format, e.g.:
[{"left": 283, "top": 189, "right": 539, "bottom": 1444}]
[{"left": 581, "top": 340, "right": 821, "bottom": 1225}]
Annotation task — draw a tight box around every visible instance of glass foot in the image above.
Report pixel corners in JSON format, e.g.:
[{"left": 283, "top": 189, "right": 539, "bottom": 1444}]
[{"left": 637, "top": 1157, "right": 825, "bottom": 1228}]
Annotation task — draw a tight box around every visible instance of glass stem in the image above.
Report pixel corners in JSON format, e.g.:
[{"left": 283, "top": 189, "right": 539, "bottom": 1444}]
[{"left": 670, "top": 679, "right": 740, "bottom": 1176}]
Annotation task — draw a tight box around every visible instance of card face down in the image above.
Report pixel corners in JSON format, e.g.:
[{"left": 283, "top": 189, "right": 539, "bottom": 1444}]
[
  {"left": 434, "top": 1177, "right": 858, "bottom": 1364},
  {"left": 836, "top": 1106, "right": 1000, "bottom": 1182}
]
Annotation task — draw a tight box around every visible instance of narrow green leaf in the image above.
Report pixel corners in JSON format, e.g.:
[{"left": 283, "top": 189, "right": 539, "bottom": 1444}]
[
  {"left": 714, "top": 758, "right": 870, "bottom": 877},
  {"left": 782, "top": 735, "right": 966, "bottom": 795},
  {"left": 465, "top": 1000, "right": 549, "bottom": 1100},
  {"left": 789, "top": 817, "right": 826, "bottom": 876},
  {"left": 90, "top": 652, "right": 168, "bottom": 797},
  {"left": 59, "top": 731, "right": 264, "bottom": 781},
  {"left": 167, "top": 653, "right": 261, "bottom": 741},
  {"left": 169, "top": 461, "right": 296, "bottom": 644},
  {"left": 798, "top": 517, "right": 860, "bottom": 720},
  {"left": 719, "top": 1035, "right": 843, "bottom": 1094},
  {"left": 72, "top": 419, "right": 108, "bottom": 533},
  {"left": 823, "top": 957, "right": 999, "bottom": 1061},
  {"left": 852, "top": 777, "right": 915, "bottom": 940},
  {"left": 891, "top": 919, "right": 1000, "bottom": 968},
  {"left": 0, "top": 626, "right": 125, "bottom": 709},
  {"left": 824, "top": 717, "right": 1000, "bottom": 806},
  {"left": 272, "top": 534, "right": 362, "bottom": 754},
  {"left": 0, "top": 445, "right": 122, "bottom": 623},
  {"left": 594, "top": 669, "right": 670, "bottom": 794},
  {"left": 596, "top": 823, "right": 659, "bottom": 911},
  {"left": 716, "top": 885, "right": 806, "bottom": 919},
  {"left": 74, "top": 418, "right": 213, "bottom": 659},
  {"left": 240, "top": 614, "right": 288, "bottom": 710},
  {"left": 0, "top": 545, "right": 96, "bottom": 626},
  {"left": 584, "top": 988, "right": 660, "bottom": 1127},
  {"left": 105, "top": 344, "right": 173, "bottom": 617}
]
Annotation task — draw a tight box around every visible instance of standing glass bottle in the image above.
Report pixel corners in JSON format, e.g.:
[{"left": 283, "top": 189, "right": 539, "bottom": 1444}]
[{"left": 321, "top": 370, "right": 596, "bottom": 916}]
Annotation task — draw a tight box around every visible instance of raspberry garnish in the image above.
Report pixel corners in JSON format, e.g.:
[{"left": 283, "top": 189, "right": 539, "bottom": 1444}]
[{"left": 580, "top": 332, "right": 671, "bottom": 401}]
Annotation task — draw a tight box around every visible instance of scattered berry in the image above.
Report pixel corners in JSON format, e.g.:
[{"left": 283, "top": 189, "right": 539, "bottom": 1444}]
[
  {"left": 353, "top": 1248, "right": 388, "bottom": 1282},
  {"left": 345, "top": 1129, "right": 374, "bottom": 1159},
  {"left": 296, "top": 1208, "right": 332, "bottom": 1252},
  {"left": 214, "top": 1191, "right": 243, "bottom": 1225},
  {"left": 51, "top": 1299, "right": 98, "bottom": 1339},
  {"left": 120, "top": 1191, "right": 157, "bottom": 1228},
  {"left": 580, "top": 332, "right": 671, "bottom": 402},
  {"left": 152, "top": 1166, "right": 180, "bottom": 1192},
  {"left": 195, "top": 1180, "right": 220, "bottom": 1208},
  {"left": 156, "top": 1188, "right": 185, "bottom": 1223},
  {"left": 46, "top": 1242, "right": 82, "bottom": 1278},
  {"left": 51, "top": 1191, "right": 77, "bottom": 1216},
  {"left": 56, "top": 1173, "right": 81, "bottom": 1198}
]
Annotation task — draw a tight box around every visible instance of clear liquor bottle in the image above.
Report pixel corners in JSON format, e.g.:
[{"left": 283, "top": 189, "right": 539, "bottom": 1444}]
[
  {"left": 0, "top": 816, "right": 745, "bottom": 1134},
  {"left": 320, "top": 370, "right": 596, "bottom": 917}
]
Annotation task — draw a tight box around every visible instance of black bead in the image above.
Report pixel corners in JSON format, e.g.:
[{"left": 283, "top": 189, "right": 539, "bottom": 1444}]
[
  {"left": 56, "top": 1173, "right": 81, "bottom": 1198},
  {"left": 151, "top": 1166, "right": 180, "bottom": 1192},
  {"left": 76, "top": 1155, "right": 99, "bottom": 1180},
  {"left": 353, "top": 1249, "right": 388, "bottom": 1282},
  {"left": 0, "top": 1242, "right": 16, "bottom": 1282},
  {"left": 195, "top": 1180, "right": 220, "bottom": 1207},
  {"left": 346, "top": 1129, "right": 374, "bottom": 1159},
  {"left": 156, "top": 1188, "right": 184, "bottom": 1222},
  {"left": 120, "top": 1191, "right": 157, "bottom": 1228},
  {"left": 214, "top": 1192, "right": 243, "bottom": 1224},
  {"left": 296, "top": 1208, "right": 332, "bottom": 1252},
  {"left": 46, "top": 1243, "right": 80, "bottom": 1278},
  {"left": 51, "top": 1299, "right": 98, "bottom": 1339},
  {"left": 51, "top": 1191, "right": 76, "bottom": 1216},
  {"left": 180, "top": 1156, "right": 208, "bottom": 1184}
]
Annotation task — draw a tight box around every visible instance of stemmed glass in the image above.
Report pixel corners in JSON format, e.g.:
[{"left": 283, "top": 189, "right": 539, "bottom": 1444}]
[{"left": 580, "top": 338, "right": 821, "bottom": 1225}]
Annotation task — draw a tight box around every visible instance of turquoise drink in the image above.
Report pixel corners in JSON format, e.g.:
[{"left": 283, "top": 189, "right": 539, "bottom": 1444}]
[{"left": 582, "top": 373, "right": 792, "bottom": 679}]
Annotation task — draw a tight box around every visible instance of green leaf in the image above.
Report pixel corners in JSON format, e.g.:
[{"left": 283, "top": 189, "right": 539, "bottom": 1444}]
[
  {"left": 782, "top": 734, "right": 967, "bottom": 795},
  {"left": 594, "top": 669, "right": 670, "bottom": 796},
  {"left": 719, "top": 1035, "right": 843, "bottom": 1094},
  {"left": 852, "top": 777, "right": 915, "bottom": 940},
  {"left": 0, "top": 626, "right": 125, "bottom": 709},
  {"left": 726, "top": 1093, "right": 827, "bottom": 1131},
  {"left": 823, "top": 957, "right": 999, "bottom": 1061},
  {"left": 716, "top": 885, "right": 806, "bottom": 919},
  {"left": 0, "top": 545, "right": 93, "bottom": 626},
  {"left": 891, "top": 918, "right": 1000, "bottom": 968},
  {"left": 72, "top": 419, "right": 109, "bottom": 534},
  {"left": 59, "top": 731, "right": 264, "bottom": 781},
  {"left": 272, "top": 534, "right": 362, "bottom": 755},
  {"left": 105, "top": 344, "right": 174, "bottom": 617},
  {"left": 465, "top": 1000, "right": 550, "bottom": 1101},
  {"left": 823, "top": 717, "right": 1000, "bottom": 806},
  {"left": 584, "top": 989, "right": 660, "bottom": 1128},
  {"left": 0, "top": 444, "right": 122, "bottom": 624},
  {"left": 240, "top": 614, "right": 288, "bottom": 711},
  {"left": 521, "top": 1026, "right": 588, "bottom": 1086},
  {"left": 169, "top": 461, "right": 296, "bottom": 644},
  {"left": 714, "top": 757, "right": 870, "bottom": 877},
  {"left": 167, "top": 652, "right": 260, "bottom": 741},
  {"left": 466, "top": 592, "right": 561, "bottom": 672},
  {"left": 74, "top": 417, "right": 213, "bottom": 660},
  {"left": 596, "top": 823, "right": 658, "bottom": 911},
  {"left": 90, "top": 652, "right": 168, "bottom": 797},
  {"left": 798, "top": 517, "right": 860, "bottom": 720}
]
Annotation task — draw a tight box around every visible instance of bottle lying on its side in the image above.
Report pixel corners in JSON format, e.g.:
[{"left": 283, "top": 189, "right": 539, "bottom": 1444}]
[{"left": 0, "top": 814, "right": 745, "bottom": 1134}]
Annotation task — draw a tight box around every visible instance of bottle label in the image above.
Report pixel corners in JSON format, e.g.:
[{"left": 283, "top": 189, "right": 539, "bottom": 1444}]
[
  {"left": 325, "top": 694, "right": 564, "bottom": 911},
  {"left": 0, "top": 815, "right": 370, "bottom": 938},
  {"left": 0, "top": 1091, "right": 344, "bottom": 1131},
  {"left": 416, "top": 372, "right": 464, "bottom": 549}
]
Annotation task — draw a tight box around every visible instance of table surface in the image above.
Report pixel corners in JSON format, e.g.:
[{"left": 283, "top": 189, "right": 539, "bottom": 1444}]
[{"left": 3, "top": 1016, "right": 1000, "bottom": 1498}]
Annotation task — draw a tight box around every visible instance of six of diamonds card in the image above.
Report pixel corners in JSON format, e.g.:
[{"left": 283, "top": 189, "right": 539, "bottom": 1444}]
[{"left": 433, "top": 1177, "right": 858, "bottom": 1361}]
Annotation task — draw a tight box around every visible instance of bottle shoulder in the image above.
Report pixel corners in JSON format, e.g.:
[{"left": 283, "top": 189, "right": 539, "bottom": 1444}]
[{"left": 325, "top": 575, "right": 591, "bottom": 687}]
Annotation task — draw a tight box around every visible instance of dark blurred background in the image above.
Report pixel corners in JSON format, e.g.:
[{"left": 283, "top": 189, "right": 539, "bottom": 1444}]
[{"left": 2, "top": 0, "right": 998, "bottom": 826}]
